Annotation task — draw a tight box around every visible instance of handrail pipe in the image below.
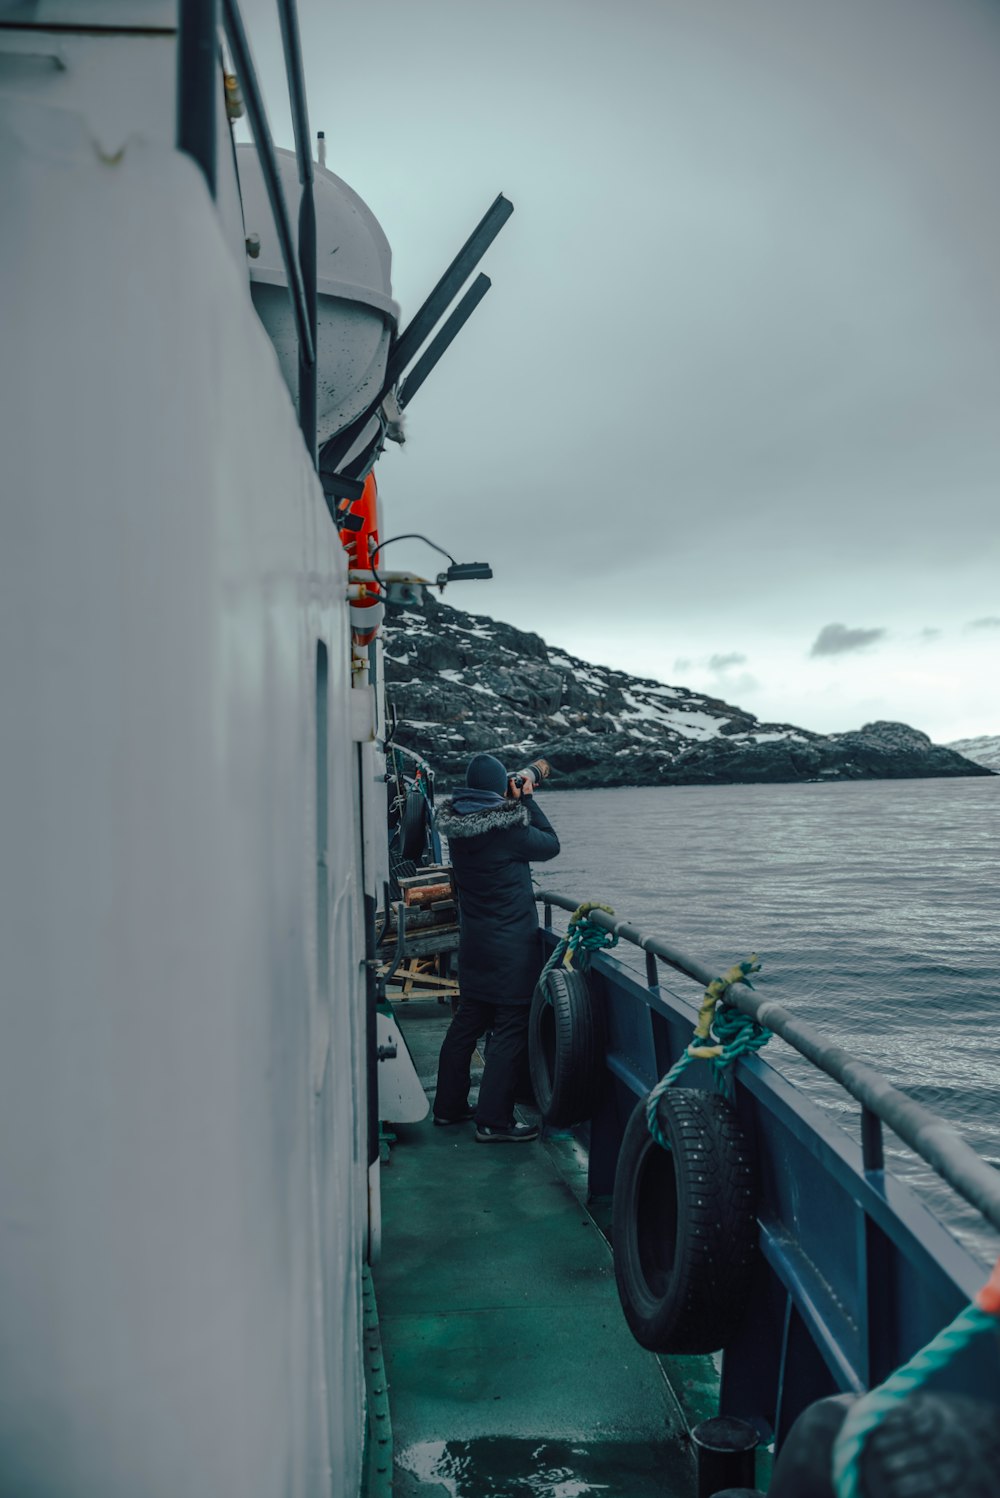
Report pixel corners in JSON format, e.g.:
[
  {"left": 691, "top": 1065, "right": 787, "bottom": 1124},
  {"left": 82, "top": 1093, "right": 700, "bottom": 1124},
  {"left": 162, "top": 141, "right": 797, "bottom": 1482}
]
[{"left": 536, "top": 889, "right": 1000, "bottom": 1238}]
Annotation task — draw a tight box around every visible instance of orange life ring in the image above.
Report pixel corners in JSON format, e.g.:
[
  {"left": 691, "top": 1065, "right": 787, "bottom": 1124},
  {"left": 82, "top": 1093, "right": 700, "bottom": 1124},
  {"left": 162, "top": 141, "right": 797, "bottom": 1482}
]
[{"left": 339, "top": 472, "right": 383, "bottom": 645}]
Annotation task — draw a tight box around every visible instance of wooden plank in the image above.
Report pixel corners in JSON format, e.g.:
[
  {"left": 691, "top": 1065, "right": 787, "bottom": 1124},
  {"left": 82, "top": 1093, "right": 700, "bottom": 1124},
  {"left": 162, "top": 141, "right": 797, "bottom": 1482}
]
[
  {"left": 385, "top": 970, "right": 459, "bottom": 993},
  {"left": 380, "top": 929, "right": 460, "bottom": 959},
  {"left": 384, "top": 905, "right": 455, "bottom": 933},
  {"left": 397, "top": 865, "right": 452, "bottom": 889},
  {"left": 386, "top": 955, "right": 455, "bottom": 998}
]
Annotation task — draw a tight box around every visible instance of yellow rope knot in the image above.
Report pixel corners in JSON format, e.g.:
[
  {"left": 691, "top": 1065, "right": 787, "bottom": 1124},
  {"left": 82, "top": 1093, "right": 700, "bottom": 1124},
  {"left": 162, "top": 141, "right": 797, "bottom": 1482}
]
[
  {"left": 562, "top": 903, "right": 616, "bottom": 967},
  {"left": 568, "top": 901, "right": 616, "bottom": 925},
  {"left": 687, "top": 954, "right": 761, "bottom": 1058}
]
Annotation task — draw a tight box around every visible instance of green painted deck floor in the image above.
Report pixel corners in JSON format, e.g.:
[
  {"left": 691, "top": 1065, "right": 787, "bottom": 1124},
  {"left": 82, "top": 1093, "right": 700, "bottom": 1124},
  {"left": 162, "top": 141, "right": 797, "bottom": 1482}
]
[{"left": 374, "top": 997, "right": 697, "bottom": 1497}]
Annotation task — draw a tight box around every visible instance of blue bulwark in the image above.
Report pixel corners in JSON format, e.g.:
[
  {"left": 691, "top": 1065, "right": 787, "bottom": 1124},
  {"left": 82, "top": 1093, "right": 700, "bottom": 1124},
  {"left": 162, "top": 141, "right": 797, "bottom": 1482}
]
[{"left": 533, "top": 894, "right": 1000, "bottom": 1449}]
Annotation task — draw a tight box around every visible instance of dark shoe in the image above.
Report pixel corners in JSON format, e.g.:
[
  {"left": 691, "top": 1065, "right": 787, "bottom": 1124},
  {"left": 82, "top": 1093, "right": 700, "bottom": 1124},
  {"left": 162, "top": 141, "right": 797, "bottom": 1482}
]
[
  {"left": 433, "top": 1109, "right": 474, "bottom": 1127},
  {"left": 475, "top": 1122, "right": 540, "bottom": 1144}
]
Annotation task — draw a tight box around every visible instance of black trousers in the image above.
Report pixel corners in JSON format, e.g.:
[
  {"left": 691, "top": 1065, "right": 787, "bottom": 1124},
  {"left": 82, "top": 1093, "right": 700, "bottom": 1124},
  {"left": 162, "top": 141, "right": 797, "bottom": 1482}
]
[{"left": 433, "top": 997, "right": 530, "bottom": 1129}]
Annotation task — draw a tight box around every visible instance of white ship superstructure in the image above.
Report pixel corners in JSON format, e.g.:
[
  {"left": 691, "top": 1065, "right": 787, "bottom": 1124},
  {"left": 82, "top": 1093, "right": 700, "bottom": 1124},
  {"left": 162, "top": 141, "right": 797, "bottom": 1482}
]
[{"left": 0, "top": 6, "right": 397, "bottom": 1491}]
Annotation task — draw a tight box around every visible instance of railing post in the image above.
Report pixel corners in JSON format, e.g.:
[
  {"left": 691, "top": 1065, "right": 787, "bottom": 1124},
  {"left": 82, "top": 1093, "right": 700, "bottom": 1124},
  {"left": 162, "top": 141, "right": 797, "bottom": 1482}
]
[
  {"left": 176, "top": 0, "right": 219, "bottom": 198},
  {"left": 861, "top": 1105, "right": 884, "bottom": 1172},
  {"left": 645, "top": 950, "right": 658, "bottom": 989}
]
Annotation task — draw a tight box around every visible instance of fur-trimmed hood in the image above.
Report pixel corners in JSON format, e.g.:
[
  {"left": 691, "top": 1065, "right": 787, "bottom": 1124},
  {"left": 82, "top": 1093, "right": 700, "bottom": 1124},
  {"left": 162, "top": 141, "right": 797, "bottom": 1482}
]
[{"left": 436, "top": 797, "right": 531, "bottom": 840}]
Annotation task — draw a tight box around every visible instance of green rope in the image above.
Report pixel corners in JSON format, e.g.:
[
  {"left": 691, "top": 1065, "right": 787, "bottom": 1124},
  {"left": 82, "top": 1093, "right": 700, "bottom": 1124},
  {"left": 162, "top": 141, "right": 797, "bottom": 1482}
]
[
  {"left": 645, "top": 956, "right": 770, "bottom": 1148},
  {"left": 540, "top": 902, "right": 619, "bottom": 986},
  {"left": 707, "top": 1002, "right": 774, "bottom": 1099},
  {"left": 539, "top": 939, "right": 568, "bottom": 982},
  {"left": 832, "top": 1297, "right": 999, "bottom": 1498}
]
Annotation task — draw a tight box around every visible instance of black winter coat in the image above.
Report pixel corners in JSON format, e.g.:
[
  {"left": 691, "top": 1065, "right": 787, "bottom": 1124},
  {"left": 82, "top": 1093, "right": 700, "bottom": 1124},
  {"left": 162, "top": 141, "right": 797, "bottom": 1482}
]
[{"left": 437, "top": 796, "right": 560, "bottom": 1005}]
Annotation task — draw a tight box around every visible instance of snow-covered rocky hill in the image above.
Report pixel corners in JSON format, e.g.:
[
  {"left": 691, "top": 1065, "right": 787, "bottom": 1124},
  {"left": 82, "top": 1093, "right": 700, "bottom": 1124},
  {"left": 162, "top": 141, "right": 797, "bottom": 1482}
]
[
  {"left": 946, "top": 736, "right": 1000, "bottom": 772},
  {"left": 383, "top": 595, "right": 993, "bottom": 789}
]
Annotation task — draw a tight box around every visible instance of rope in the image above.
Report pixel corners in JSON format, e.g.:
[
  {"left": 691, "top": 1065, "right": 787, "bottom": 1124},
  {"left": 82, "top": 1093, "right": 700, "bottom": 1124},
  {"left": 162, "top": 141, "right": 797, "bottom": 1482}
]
[
  {"left": 645, "top": 956, "right": 769, "bottom": 1147},
  {"left": 564, "top": 902, "right": 618, "bottom": 968},
  {"left": 832, "top": 1257, "right": 1000, "bottom": 1498},
  {"left": 539, "top": 902, "right": 619, "bottom": 985}
]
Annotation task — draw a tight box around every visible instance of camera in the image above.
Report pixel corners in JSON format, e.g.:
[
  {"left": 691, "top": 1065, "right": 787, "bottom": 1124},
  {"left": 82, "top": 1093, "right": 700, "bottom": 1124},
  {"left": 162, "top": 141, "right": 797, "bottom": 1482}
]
[{"left": 508, "top": 758, "right": 550, "bottom": 793}]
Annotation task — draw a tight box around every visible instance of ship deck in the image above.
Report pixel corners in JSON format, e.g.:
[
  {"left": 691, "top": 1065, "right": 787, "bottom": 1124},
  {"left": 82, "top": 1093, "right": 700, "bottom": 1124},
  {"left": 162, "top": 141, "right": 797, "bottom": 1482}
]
[{"left": 374, "top": 995, "right": 718, "bottom": 1497}]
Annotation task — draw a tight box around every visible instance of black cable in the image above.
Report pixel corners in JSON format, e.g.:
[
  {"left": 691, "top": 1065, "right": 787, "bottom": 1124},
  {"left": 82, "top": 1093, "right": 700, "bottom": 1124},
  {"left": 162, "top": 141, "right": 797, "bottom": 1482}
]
[
  {"left": 371, "top": 533, "right": 458, "bottom": 567},
  {"left": 368, "top": 531, "right": 458, "bottom": 594}
]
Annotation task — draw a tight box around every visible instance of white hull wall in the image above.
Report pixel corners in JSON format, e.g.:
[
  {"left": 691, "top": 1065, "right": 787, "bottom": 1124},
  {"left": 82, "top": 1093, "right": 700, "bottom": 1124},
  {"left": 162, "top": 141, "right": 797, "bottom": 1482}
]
[{"left": 0, "top": 90, "right": 369, "bottom": 1497}]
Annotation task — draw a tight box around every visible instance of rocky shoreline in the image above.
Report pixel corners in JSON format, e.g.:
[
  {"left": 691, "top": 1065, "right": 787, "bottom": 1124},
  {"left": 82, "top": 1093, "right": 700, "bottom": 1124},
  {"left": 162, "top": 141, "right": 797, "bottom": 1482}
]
[{"left": 383, "top": 595, "right": 993, "bottom": 790}]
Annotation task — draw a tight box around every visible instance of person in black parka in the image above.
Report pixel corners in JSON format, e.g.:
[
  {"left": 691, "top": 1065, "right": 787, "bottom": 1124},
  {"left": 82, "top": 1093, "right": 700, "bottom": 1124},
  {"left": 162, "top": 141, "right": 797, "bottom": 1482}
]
[{"left": 432, "top": 752, "right": 560, "bottom": 1142}]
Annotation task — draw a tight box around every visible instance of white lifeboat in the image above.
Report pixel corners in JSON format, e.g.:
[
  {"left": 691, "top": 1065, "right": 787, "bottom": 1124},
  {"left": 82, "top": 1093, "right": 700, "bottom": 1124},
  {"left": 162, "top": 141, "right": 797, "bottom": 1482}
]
[{"left": 235, "top": 143, "right": 399, "bottom": 448}]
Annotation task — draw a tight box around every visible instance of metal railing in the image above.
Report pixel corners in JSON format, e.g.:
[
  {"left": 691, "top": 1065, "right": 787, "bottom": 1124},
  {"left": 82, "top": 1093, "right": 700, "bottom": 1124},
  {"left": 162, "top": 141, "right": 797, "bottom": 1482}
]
[
  {"left": 537, "top": 888, "right": 1000, "bottom": 1432},
  {"left": 537, "top": 889, "right": 1000, "bottom": 1238}
]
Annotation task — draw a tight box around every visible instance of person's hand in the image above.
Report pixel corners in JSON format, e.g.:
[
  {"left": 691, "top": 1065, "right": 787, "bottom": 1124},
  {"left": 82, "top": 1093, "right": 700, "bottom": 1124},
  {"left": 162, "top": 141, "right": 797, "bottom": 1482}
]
[{"left": 521, "top": 776, "right": 534, "bottom": 796}]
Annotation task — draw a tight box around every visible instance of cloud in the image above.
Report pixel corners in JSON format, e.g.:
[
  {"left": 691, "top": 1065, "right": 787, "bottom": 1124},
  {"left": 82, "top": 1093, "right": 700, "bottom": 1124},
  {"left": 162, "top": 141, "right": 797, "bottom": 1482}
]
[
  {"left": 965, "top": 616, "right": 1000, "bottom": 630},
  {"left": 677, "top": 654, "right": 760, "bottom": 697},
  {"left": 919, "top": 627, "right": 942, "bottom": 641},
  {"left": 809, "top": 622, "right": 886, "bottom": 658},
  {"left": 721, "top": 671, "right": 760, "bottom": 697}
]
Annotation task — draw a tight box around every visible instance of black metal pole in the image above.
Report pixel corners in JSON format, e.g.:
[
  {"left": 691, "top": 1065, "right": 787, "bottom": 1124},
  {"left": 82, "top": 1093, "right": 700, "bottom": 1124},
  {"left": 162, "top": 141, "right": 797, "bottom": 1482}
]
[
  {"left": 398, "top": 273, "right": 492, "bottom": 410},
  {"left": 276, "top": 0, "right": 318, "bottom": 461},
  {"left": 221, "top": 0, "right": 315, "bottom": 366},
  {"left": 385, "top": 193, "right": 513, "bottom": 388},
  {"left": 317, "top": 197, "right": 512, "bottom": 478},
  {"left": 297, "top": 183, "right": 318, "bottom": 459},
  {"left": 277, "top": 0, "right": 314, "bottom": 182},
  {"left": 176, "top": 0, "right": 218, "bottom": 198}
]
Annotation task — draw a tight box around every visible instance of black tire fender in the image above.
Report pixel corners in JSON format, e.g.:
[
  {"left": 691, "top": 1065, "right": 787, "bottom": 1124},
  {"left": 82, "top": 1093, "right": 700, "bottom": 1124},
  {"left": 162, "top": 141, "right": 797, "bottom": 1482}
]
[
  {"left": 528, "top": 966, "right": 606, "bottom": 1128},
  {"left": 612, "top": 1086, "right": 757, "bottom": 1353},
  {"left": 768, "top": 1391, "right": 1000, "bottom": 1498},
  {"left": 859, "top": 1392, "right": 1000, "bottom": 1498},
  {"left": 400, "top": 787, "right": 427, "bottom": 862}
]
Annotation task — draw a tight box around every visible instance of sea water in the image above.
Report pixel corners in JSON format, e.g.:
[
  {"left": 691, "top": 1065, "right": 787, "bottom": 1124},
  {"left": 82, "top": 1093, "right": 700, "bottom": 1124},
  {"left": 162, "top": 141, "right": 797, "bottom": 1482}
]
[{"left": 537, "top": 775, "right": 1000, "bottom": 1266}]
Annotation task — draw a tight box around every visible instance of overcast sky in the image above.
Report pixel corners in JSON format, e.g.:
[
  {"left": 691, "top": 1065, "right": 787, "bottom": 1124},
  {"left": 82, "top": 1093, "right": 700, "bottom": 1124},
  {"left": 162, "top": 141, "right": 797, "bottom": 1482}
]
[{"left": 245, "top": 0, "right": 1000, "bottom": 742}]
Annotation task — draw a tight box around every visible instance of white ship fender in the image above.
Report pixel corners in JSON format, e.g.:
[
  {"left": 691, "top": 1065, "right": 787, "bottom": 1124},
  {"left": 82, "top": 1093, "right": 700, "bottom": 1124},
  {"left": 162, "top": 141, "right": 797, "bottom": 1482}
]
[{"left": 377, "top": 1011, "right": 430, "bottom": 1123}]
